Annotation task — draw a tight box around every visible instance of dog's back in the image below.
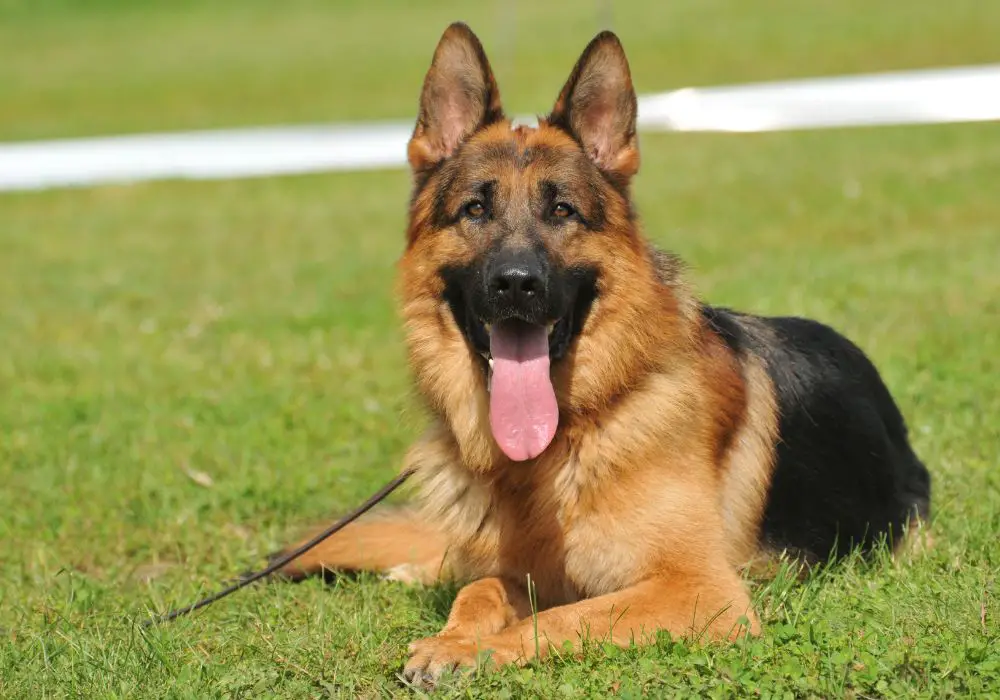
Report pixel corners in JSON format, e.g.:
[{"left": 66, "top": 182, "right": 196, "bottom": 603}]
[{"left": 703, "top": 305, "right": 931, "bottom": 562}]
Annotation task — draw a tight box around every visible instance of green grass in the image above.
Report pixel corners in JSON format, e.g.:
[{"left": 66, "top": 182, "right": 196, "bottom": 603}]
[{"left": 1, "top": 1, "right": 999, "bottom": 697}]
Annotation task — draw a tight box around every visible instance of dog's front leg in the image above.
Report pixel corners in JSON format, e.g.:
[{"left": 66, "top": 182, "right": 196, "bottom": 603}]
[
  {"left": 404, "top": 576, "right": 530, "bottom": 683},
  {"left": 403, "top": 568, "right": 757, "bottom": 685}
]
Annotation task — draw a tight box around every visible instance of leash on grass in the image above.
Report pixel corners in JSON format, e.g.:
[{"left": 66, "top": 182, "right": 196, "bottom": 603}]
[{"left": 143, "top": 469, "right": 415, "bottom": 627}]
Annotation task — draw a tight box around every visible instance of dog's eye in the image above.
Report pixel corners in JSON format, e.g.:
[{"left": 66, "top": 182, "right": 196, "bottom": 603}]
[
  {"left": 552, "top": 202, "right": 575, "bottom": 219},
  {"left": 463, "top": 200, "right": 486, "bottom": 220}
]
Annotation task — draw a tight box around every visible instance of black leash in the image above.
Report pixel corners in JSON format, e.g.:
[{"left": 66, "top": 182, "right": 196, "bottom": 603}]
[{"left": 144, "top": 469, "right": 415, "bottom": 627}]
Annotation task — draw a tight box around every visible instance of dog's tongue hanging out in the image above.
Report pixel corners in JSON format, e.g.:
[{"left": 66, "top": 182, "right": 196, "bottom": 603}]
[{"left": 488, "top": 321, "right": 559, "bottom": 461}]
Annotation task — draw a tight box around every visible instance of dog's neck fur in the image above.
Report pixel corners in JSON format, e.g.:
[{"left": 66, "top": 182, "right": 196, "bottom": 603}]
[
  {"left": 401, "top": 236, "right": 742, "bottom": 595},
  {"left": 402, "top": 228, "right": 712, "bottom": 477}
]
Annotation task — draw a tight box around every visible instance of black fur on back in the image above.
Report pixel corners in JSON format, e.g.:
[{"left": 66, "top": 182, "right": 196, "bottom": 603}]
[{"left": 702, "top": 305, "right": 931, "bottom": 562}]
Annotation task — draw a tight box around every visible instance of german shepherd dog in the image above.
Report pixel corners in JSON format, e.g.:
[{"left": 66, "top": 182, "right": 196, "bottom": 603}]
[{"left": 278, "top": 23, "right": 931, "bottom": 684}]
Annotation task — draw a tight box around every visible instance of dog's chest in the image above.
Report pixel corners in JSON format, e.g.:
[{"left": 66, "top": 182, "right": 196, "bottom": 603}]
[
  {"left": 486, "top": 456, "right": 649, "bottom": 604},
  {"left": 561, "top": 509, "right": 649, "bottom": 597}
]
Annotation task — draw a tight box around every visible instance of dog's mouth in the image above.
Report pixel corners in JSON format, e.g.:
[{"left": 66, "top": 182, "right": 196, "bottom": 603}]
[
  {"left": 467, "top": 314, "right": 574, "bottom": 365},
  {"left": 442, "top": 271, "right": 597, "bottom": 462}
]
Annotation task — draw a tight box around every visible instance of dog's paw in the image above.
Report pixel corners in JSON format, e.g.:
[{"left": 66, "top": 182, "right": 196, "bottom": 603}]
[
  {"left": 402, "top": 635, "right": 480, "bottom": 688},
  {"left": 402, "top": 634, "right": 519, "bottom": 688}
]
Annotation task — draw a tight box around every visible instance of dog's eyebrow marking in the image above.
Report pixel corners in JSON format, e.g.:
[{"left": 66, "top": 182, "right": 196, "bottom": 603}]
[
  {"left": 540, "top": 180, "right": 562, "bottom": 206},
  {"left": 441, "top": 172, "right": 494, "bottom": 200},
  {"left": 540, "top": 179, "right": 569, "bottom": 198},
  {"left": 468, "top": 179, "right": 497, "bottom": 202}
]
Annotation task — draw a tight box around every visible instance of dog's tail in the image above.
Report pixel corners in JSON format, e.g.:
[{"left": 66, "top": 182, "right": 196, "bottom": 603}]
[{"left": 274, "top": 508, "right": 448, "bottom": 584}]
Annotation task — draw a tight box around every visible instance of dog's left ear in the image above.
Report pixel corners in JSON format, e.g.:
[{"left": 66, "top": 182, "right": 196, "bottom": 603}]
[{"left": 548, "top": 31, "right": 639, "bottom": 180}]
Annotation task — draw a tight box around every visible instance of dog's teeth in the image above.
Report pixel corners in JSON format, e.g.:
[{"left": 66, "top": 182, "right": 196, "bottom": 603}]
[
  {"left": 546, "top": 323, "right": 556, "bottom": 334},
  {"left": 488, "top": 356, "right": 494, "bottom": 369},
  {"left": 484, "top": 322, "right": 492, "bottom": 334}
]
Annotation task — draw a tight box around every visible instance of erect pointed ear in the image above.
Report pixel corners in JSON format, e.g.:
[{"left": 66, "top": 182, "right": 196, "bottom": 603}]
[
  {"left": 408, "top": 23, "right": 504, "bottom": 174},
  {"left": 547, "top": 31, "right": 639, "bottom": 179}
]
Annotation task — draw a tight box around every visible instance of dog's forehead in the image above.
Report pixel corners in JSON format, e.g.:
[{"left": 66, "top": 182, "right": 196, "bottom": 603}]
[{"left": 459, "top": 122, "right": 583, "bottom": 175}]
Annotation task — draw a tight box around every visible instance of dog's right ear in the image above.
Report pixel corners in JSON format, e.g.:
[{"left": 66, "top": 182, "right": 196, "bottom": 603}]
[{"left": 408, "top": 23, "right": 504, "bottom": 174}]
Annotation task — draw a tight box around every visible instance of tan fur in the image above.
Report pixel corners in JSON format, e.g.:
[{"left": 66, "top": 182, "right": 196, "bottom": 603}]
[
  {"left": 279, "top": 510, "right": 447, "bottom": 585},
  {"left": 720, "top": 355, "right": 780, "bottom": 568}
]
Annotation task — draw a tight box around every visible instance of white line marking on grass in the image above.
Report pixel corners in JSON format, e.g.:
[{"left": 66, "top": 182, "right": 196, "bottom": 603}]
[
  {"left": 2, "top": 65, "right": 998, "bottom": 192},
  {"left": 638, "top": 64, "right": 1000, "bottom": 132},
  {"left": 0, "top": 122, "right": 413, "bottom": 192}
]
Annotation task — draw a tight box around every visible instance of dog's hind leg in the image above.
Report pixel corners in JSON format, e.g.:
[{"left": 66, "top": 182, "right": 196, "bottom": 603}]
[{"left": 275, "top": 508, "right": 448, "bottom": 584}]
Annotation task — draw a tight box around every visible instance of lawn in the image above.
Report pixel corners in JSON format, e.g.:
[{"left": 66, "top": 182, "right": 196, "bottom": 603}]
[{"left": 1, "top": 1, "right": 999, "bottom": 697}]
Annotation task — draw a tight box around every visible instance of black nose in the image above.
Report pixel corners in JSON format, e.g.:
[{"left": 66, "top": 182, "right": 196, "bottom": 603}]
[{"left": 487, "top": 254, "right": 548, "bottom": 314}]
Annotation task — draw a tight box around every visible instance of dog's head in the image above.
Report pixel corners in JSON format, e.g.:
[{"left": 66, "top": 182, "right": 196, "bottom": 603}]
[{"left": 399, "top": 24, "right": 688, "bottom": 467}]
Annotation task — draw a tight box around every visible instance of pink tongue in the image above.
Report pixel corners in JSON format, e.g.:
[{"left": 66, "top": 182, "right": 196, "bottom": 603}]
[{"left": 489, "top": 321, "right": 559, "bottom": 461}]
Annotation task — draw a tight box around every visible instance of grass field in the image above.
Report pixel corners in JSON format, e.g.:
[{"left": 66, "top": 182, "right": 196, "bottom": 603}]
[{"left": 2, "top": 1, "right": 999, "bottom": 697}]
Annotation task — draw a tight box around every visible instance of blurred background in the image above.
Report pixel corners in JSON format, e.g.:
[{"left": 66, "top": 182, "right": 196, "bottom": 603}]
[
  {"left": 0, "top": 0, "right": 996, "bottom": 139},
  {"left": 1, "top": 1, "right": 998, "bottom": 696}
]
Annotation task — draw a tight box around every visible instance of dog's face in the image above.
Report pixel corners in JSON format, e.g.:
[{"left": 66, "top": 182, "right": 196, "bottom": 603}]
[
  {"left": 401, "top": 24, "right": 677, "bottom": 466},
  {"left": 434, "top": 128, "right": 605, "bottom": 367}
]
